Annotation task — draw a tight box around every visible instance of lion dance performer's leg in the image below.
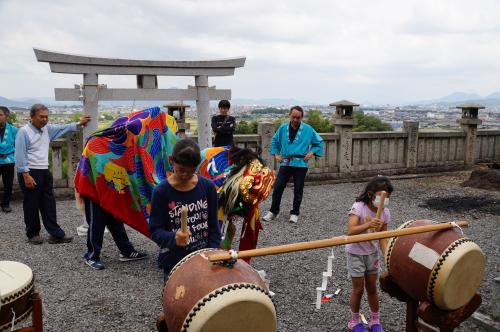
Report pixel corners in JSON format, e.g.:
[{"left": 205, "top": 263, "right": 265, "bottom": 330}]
[{"left": 219, "top": 212, "right": 237, "bottom": 250}]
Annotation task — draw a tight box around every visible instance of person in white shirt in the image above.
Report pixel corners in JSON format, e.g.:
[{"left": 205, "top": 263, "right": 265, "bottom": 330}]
[{"left": 15, "top": 104, "right": 90, "bottom": 245}]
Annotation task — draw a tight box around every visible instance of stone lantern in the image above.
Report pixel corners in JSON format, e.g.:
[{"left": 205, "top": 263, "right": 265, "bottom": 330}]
[
  {"left": 165, "top": 103, "right": 191, "bottom": 138},
  {"left": 331, "top": 99, "right": 359, "bottom": 120},
  {"left": 457, "top": 103, "right": 484, "bottom": 166},
  {"left": 329, "top": 100, "right": 359, "bottom": 173},
  {"left": 457, "top": 103, "right": 484, "bottom": 124}
]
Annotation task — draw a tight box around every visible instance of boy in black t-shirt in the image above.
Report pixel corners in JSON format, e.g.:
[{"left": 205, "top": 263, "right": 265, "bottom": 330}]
[{"left": 211, "top": 100, "right": 236, "bottom": 147}]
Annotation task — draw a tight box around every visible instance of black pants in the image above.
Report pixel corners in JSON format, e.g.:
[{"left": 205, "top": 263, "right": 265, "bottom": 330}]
[
  {"left": 84, "top": 199, "right": 135, "bottom": 260},
  {"left": 269, "top": 166, "right": 308, "bottom": 216},
  {"left": 18, "top": 169, "right": 65, "bottom": 239},
  {"left": 0, "top": 163, "right": 14, "bottom": 208}
]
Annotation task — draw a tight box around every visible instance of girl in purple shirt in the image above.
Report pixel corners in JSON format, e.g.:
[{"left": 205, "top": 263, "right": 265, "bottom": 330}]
[{"left": 346, "top": 175, "right": 393, "bottom": 332}]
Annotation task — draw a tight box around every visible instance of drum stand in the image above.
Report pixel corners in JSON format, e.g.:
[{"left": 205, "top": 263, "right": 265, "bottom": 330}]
[
  {"left": 14, "top": 291, "right": 43, "bottom": 332},
  {"left": 379, "top": 272, "right": 481, "bottom": 332}
]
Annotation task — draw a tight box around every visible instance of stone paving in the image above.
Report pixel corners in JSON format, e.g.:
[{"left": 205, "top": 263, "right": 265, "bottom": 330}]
[{"left": 1, "top": 172, "right": 498, "bottom": 331}]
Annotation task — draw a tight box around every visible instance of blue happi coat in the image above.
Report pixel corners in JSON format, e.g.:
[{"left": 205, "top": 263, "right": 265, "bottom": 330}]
[{"left": 270, "top": 122, "right": 324, "bottom": 168}]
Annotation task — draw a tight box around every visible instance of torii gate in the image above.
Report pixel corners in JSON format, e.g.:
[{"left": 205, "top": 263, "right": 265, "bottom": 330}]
[{"left": 33, "top": 48, "right": 246, "bottom": 148}]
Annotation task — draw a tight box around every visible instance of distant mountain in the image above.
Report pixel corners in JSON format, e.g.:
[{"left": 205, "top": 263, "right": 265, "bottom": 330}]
[
  {"left": 414, "top": 91, "right": 500, "bottom": 106},
  {"left": 0, "top": 96, "right": 27, "bottom": 107},
  {"left": 231, "top": 98, "right": 316, "bottom": 106},
  {"left": 485, "top": 91, "right": 500, "bottom": 99}
]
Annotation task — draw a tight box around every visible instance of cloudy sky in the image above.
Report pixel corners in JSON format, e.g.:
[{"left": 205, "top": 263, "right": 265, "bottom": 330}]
[{"left": 0, "top": 0, "right": 499, "bottom": 104}]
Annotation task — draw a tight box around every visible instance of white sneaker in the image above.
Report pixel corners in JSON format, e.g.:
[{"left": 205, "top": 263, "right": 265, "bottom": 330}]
[
  {"left": 289, "top": 214, "right": 299, "bottom": 223},
  {"left": 76, "top": 224, "right": 88, "bottom": 236},
  {"left": 262, "top": 211, "right": 277, "bottom": 222},
  {"left": 76, "top": 224, "right": 109, "bottom": 236}
]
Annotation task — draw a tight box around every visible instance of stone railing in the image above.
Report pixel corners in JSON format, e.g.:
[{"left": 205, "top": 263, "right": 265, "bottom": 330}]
[
  {"left": 2, "top": 121, "right": 499, "bottom": 193},
  {"left": 477, "top": 130, "right": 500, "bottom": 162},
  {"left": 4, "top": 132, "right": 81, "bottom": 191}
]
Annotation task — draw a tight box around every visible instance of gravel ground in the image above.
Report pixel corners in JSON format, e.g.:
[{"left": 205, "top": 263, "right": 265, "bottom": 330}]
[{"left": 1, "top": 172, "right": 498, "bottom": 331}]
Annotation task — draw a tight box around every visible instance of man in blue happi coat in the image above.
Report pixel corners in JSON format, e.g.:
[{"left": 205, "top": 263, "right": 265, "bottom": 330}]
[{"left": 262, "top": 106, "right": 324, "bottom": 224}]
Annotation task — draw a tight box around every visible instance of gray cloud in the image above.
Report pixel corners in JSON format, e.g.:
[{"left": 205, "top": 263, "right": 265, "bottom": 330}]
[{"left": 0, "top": 0, "right": 499, "bottom": 104}]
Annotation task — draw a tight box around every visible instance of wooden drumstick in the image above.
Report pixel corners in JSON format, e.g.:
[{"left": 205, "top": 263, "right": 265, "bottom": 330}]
[
  {"left": 181, "top": 206, "right": 188, "bottom": 233},
  {"left": 375, "top": 191, "right": 387, "bottom": 220},
  {"left": 373, "top": 191, "right": 387, "bottom": 231},
  {"left": 208, "top": 220, "right": 469, "bottom": 262}
]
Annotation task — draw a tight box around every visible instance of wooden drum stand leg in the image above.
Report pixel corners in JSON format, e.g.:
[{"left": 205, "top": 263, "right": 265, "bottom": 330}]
[
  {"left": 380, "top": 273, "right": 481, "bottom": 332},
  {"left": 416, "top": 294, "right": 482, "bottom": 332},
  {"left": 15, "top": 291, "right": 43, "bottom": 332}
]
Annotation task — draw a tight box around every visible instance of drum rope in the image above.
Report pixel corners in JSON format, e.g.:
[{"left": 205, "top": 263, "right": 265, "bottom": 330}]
[
  {"left": 450, "top": 221, "right": 464, "bottom": 236},
  {"left": 10, "top": 308, "right": 15, "bottom": 332},
  {"left": 229, "top": 249, "right": 238, "bottom": 260}
]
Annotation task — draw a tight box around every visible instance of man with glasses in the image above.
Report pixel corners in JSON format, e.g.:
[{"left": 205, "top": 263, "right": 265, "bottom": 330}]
[
  {"left": 262, "top": 106, "right": 324, "bottom": 223},
  {"left": 15, "top": 104, "right": 90, "bottom": 244}
]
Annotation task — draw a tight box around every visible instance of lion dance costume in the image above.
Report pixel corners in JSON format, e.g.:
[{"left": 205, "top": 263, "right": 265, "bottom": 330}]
[{"left": 74, "top": 107, "right": 275, "bottom": 260}]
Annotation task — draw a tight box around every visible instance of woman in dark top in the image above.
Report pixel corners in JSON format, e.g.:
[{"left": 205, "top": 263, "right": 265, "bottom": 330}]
[
  {"left": 211, "top": 100, "right": 236, "bottom": 147},
  {"left": 149, "top": 139, "right": 221, "bottom": 282}
]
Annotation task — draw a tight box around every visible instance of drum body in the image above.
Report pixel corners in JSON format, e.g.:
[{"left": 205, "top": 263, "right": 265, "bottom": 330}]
[
  {"left": 0, "top": 261, "right": 34, "bottom": 332},
  {"left": 385, "top": 220, "right": 485, "bottom": 311},
  {"left": 162, "top": 249, "right": 276, "bottom": 332}
]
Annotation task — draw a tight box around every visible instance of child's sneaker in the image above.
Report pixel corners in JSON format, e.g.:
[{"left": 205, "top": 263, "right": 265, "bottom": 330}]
[
  {"left": 119, "top": 251, "right": 148, "bottom": 262},
  {"left": 289, "top": 214, "right": 299, "bottom": 223},
  {"left": 369, "top": 324, "right": 384, "bottom": 332},
  {"left": 348, "top": 321, "right": 367, "bottom": 332},
  {"left": 262, "top": 211, "right": 277, "bottom": 222},
  {"left": 85, "top": 259, "right": 105, "bottom": 270}
]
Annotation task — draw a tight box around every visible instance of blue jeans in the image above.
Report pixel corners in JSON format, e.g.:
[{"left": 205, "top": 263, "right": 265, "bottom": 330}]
[
  {"left": 270, "top": 166, "right": 308, "bottom": 216},
  {"left": 84, "top": 199, "right": 135, "bottom": 260}
]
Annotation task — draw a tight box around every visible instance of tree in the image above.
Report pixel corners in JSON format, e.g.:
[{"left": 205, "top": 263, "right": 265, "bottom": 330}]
[
  {"left": 251, "top": 108, "right": 289, "bottom": 115},
  {"left": 7, "top": 112, "right": 16, "bottom": 124},
  {"left": 272, "top": 110, "right": 335, "bottom": 132},
  {"left": 305, "top": 109, "right": 335, "bottom": 133},
  {"left": 235, "top": 120, "right": 258, "bottom": 134},
  {"left": 70, "top": 112, "right": 83, "bottom": 123},
  {"left": 353, "top": 111, "right": 392, "bottom": 132},
  {"left": 274, "top": 118, "right": 287, "bottom": 130}
]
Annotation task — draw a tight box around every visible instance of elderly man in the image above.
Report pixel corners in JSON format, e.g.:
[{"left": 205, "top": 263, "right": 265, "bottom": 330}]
[
  {"left": 15, "top": 104, "right": 90, "bottom": 244},
  {"left": 262, "top": 106, "right": 324, "bottom": 224}
]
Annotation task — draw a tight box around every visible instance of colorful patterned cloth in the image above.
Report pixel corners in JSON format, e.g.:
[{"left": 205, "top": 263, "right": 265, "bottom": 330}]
[
  {"left": 75, "top": 107, "right": 178, "bottom": 236},
  {"left": 198, "top": 146, "right": 232, "bottom": 189},
  {"left": 75, "top": 107, "right": 275, "bottom": 256}
]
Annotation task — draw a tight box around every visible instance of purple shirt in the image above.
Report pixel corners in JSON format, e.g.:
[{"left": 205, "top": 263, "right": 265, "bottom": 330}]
[{"left": 345, "top": 201, "right": 391, "bottom": 255}]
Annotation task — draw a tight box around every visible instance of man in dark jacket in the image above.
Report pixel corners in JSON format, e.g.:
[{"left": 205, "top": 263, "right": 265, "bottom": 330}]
[{"left": 211, "top": 100, "right": 236, "bottom": 147}]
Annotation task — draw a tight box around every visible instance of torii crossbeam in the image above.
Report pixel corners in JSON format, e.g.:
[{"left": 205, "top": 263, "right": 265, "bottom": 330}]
[{"left": 34, "top": 48, "right": 245, "bottom": 148}]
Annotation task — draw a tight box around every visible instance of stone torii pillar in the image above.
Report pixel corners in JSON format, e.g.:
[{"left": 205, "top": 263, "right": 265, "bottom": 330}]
[{"left": 34, "top": 48, "right": 245, "bottom": 148}]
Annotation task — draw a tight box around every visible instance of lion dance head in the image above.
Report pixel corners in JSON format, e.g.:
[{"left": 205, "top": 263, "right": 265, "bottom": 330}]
[{"left": 203, "top": 147, "right": 275, "bottom": 261}]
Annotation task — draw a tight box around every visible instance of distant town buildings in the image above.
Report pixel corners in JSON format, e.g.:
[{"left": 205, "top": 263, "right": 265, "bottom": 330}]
[{"left": 10, "top": 103, "right": 500, "bottom": 131}]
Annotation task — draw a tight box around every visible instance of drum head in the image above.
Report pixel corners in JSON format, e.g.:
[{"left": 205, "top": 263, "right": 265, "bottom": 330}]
[
  {"left": 0, "top": 261, "right": 34, "bottom": 331},
  {"left": 186, "top": 284, "right": 276, "bottom": 332},
  {"left": 0, "top": 261, "right": 33, "bottom": 301},
  {"left": 428, "top": 240, "right": 485, "bottom": 311}
]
